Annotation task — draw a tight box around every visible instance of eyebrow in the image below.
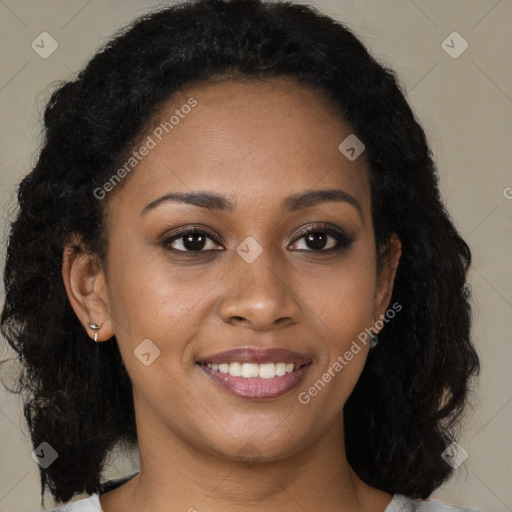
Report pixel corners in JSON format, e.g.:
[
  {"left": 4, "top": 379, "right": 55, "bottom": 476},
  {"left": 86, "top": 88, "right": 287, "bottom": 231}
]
[{"left": 141, "top": 188, "right": 363, "bottom": 222}]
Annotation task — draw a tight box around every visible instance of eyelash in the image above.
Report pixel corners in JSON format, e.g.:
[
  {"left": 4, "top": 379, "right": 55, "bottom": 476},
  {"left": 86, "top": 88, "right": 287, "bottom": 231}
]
[
  {"left": 291, "top": 224, "right": 354, "bottom": 252},
  {"left": 160, "top": 223, "right": 354, "bottom": 255}
]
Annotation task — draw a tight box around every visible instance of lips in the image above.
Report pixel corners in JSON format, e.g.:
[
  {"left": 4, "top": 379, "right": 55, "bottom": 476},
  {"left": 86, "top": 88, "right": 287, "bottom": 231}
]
[{"left": 196, "top": 347, "right": 312, "bottom": 400}]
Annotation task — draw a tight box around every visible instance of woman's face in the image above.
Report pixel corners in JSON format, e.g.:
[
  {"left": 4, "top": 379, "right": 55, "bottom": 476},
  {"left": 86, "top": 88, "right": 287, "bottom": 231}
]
[{"left": 72, "top": 77, "right": 400, "bottom": 461}]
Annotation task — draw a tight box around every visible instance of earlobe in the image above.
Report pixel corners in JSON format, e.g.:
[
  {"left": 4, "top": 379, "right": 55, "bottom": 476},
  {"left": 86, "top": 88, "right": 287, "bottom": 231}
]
[
  {"left": 61, "top": 237, "right": 114, "bottom": 343},
  {"left": 374, "top": 234, "right": 402, "bottom": 325}
]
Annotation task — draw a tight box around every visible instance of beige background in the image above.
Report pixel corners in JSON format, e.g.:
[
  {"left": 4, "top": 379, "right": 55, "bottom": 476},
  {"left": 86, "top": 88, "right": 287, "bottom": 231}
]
[{"left": 1, "top": 1, "right": 511, "bottom": 511}]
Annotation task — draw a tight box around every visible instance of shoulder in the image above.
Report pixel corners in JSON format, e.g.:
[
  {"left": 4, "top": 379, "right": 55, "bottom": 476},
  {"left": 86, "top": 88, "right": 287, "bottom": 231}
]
[
  {"left": 415, "top": 501, "right": 481, "bottom": 512},
  {"left": 387, "top": 495, "right": 481, "bottom": 512},
  {"left": 43, "top": 493, "right": 102, "bottom": 512}
]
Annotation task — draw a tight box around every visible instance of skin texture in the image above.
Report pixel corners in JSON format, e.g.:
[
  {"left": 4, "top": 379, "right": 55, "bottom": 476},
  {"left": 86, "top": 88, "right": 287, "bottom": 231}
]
[{"left": 62, "top": 77, "right": 402, "bottom": 512}]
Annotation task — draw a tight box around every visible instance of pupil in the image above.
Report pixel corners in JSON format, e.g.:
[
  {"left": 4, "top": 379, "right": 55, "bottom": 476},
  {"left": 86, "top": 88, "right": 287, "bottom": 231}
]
[
  {"left": 307, "top": 233, "right": 326, "bottom": 250},
  {"left": 184, "top": 233, "right": 205, "bottom": 250}
]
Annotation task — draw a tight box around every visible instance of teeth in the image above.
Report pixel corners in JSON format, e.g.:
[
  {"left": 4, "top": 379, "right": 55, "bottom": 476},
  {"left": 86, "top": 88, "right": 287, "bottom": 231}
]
[
  {"left": 275, "top": 362, "right": 286, "bottom": 376},
  {"left": 241, "top": 363, "right": 259, "bottom": 378},
  {"left": 228, "top": 362, "right": 242, "bottom": 377},
  {"left": 258, "top": 363, "right": 275, "bottom": 379},
  {"left": 206, "top": 362, "right": 299, "bottom": 378}
]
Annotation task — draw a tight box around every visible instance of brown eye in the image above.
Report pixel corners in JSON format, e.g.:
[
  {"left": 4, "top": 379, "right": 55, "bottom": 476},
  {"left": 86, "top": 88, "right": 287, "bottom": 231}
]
[
  {"left": 303, "top": 232, "right": 332, "bottom": 250},
  {"left": 162, "top": 227, "right": 224, "bottom": 252},
  {"left": 289, "top": 225, "right": 354, "bottom": 252}
]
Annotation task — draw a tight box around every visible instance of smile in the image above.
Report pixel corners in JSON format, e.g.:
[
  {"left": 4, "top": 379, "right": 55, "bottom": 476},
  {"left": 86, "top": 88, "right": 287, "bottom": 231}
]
[{"left": 197, "top": 347, "right": 312, "bottom": 399}]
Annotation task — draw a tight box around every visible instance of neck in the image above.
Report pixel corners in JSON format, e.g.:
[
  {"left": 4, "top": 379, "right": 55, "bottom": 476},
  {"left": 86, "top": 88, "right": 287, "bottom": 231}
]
[{"left": 100, "top": 406, "right": 392, "bottom": 512}]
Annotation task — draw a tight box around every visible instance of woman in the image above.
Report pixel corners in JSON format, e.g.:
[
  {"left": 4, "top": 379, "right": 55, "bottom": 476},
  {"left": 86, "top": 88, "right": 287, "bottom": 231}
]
[{"left": 1, "top": 0, "right": 480, "bottom": 511}]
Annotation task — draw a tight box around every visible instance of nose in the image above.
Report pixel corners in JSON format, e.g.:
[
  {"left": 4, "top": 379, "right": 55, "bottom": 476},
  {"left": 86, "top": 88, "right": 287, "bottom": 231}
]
[{"left": 218, "top": 246, "right": 302, "bottom": 331}]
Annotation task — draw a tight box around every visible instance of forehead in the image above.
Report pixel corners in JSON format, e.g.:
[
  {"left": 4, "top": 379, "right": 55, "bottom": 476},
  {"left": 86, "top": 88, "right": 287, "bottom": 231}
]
[{"left": 107, "top": 76, "right": 371, "bottom": 219}]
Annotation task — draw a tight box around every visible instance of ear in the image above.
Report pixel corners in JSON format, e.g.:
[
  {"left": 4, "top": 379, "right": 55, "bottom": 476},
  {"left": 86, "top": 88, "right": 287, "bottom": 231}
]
[
  {"left": 61, "top": 235, "right": 114, "bottom": 342},
  {"left": 373, "top": 233, "right": 402, "bottom": 326}
]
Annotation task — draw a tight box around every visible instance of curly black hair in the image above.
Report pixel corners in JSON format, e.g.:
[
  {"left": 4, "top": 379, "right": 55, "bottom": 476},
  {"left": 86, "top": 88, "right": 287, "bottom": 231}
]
[{"left": 1, "top": 0, "right": 480, "bottom": 506}]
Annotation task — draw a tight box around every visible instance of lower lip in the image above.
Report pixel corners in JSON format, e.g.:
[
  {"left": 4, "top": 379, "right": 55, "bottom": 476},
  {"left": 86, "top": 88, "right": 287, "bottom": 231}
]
[{"left": 199, "top": 364, "right": 311, "bottom": 400}]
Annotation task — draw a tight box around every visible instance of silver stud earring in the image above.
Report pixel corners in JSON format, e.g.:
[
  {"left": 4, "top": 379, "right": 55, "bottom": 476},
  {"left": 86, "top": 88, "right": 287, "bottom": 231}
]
[
  {"left": 370, "top": 333, "right": 379, "bottom": 349},
  {"left": 88, "top": 322, "right": 101, "bottom": 342}
]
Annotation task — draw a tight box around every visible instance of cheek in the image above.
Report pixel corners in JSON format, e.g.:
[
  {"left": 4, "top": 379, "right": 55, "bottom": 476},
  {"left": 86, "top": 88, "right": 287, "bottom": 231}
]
[
  {"left": 294, "top": 253, "right": 376, "bottom": 407},
  {"left": 297, "top": 267, "right": 373, "bottom": 411},
  {"left": 104, "top": 239, "right": 230, "bottom": 381},
  {"left": 299, "top": 255, "right": 377, "bottom": 339},
  {"left": 105, "top": 241, "right": 210, "bottom": 332}
]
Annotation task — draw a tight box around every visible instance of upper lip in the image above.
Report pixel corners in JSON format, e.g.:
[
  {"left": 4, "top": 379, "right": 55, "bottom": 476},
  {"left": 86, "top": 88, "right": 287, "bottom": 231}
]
[{"left": 197, "top": 347, "right": 313, "bottom": 366}]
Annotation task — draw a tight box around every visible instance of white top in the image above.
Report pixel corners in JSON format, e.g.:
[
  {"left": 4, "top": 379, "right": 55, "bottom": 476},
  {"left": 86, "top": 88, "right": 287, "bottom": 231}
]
[{"left": 44, "top": 492, "right": 481, "bottom": 511}]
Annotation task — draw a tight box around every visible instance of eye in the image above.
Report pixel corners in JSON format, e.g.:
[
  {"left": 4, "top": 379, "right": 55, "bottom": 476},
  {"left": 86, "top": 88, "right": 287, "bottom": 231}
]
[
  {"left": 161, "top": 226, "right": 224, "bottom": 253},
  {"left": 160, "top": 223, "right": 353, "bottom": 254},
  {"left": 288, "top": 224, "right": 354, "bottom": 252}
]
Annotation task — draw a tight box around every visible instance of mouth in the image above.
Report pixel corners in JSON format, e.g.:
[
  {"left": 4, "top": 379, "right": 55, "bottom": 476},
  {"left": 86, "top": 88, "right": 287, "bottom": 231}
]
[{"left": 196, "top": 347, "right": 312, "bottom": 400}]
